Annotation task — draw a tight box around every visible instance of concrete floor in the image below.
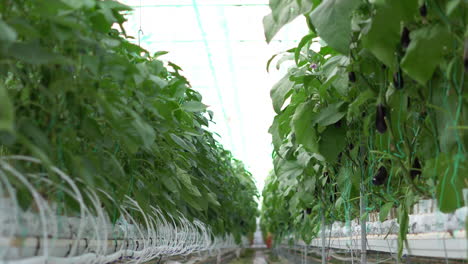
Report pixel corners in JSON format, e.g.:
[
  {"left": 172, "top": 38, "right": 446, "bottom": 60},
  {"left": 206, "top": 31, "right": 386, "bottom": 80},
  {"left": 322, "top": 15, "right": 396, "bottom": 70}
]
[{"left": 253, "top": 250, "right": 268, "bottom": 264}]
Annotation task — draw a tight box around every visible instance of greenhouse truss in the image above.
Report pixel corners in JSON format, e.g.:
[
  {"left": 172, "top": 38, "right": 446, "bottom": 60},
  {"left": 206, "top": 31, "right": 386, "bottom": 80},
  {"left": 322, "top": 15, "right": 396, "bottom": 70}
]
[{"left": 0, "top": 0, "right": 467, "bottom": 264}]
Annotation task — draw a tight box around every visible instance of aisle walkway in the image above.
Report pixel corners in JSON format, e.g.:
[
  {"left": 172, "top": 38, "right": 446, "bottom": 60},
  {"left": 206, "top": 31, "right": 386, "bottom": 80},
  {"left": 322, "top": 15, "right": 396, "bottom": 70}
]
[{"left": 253, "top": 250, "right": 268, "bottom": 264}]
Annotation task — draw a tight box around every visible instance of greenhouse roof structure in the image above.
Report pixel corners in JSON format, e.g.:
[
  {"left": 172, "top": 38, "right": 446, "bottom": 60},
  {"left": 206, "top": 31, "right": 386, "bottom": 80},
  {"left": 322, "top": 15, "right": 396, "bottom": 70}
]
[{"left": 119, "top": 0, "right": 309, "bottom": 190}]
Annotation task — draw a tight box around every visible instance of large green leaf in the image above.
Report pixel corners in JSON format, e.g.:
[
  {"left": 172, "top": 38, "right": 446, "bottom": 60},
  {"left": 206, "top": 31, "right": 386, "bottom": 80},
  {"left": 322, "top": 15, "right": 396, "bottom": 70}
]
[
  {"left": 362, "top": 0, "right": 418, "bottom": 68},
  {"left": 0, "top": 84, "right": 14, "bottom": 133},
  {"left": 130, "top": 114, "right": 156, "bottom": 149},
  {"left": 182, "top": 101, "right": 207, "bottom": 112},
  {"left": 269, "top": 106, "right": 295, "bottom": 150},
  {"left": 379, "top": 202, "right": 393, "bottom": 222},
  {"left": 292, "top": 101, "right": 318, "bottom": 153},
  {"left": 313, "top": 102, "right": 345, "bottom": 127},
  {"left": 319, "top": 125, "right": 346, "bottom": 163},
  {"left": 362, "top": 4, "right": 400, "bottom": 69},
  {"left": 401, "top": 25, "right": 452, "bottom": 85},
  {"left": 274, "top": 157, "right": 304, "bottom": 181},
  {"left": 263, "top": 0, "right": 313, "bottom": 43},
  {"left": 271, "top": 74, "right": 294, "bottom": 114},
  {"left": 425, "top": 154, "right": 467, "bottom": 213},
  {"left": 309, "top": 0, "right": 360, "bottom": 54},
  {"left": 320, "top": 55, "right": 350, "bottom": 95},
  {"left": 0, "top": 20, "right": 17, "bottom": 42},
  {"left": 397, "top": 204, "right": 409, "bottom": 258}
]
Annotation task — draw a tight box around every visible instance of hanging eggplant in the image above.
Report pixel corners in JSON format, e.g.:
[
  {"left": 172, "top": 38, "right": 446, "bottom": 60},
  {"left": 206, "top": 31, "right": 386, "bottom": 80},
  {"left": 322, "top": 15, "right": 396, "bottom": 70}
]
[
  {"left": 419, "top": 3, "right": 427, "bottom": 17},
  {"left": 306, "top": 208, "right": 312, "bottom": 215},
  {"left": 348, "top": 71, "right": 356, "bottom": 83},
  {"left": 410, "top": 157, "right": 422, "bottom": 179},
  {"left": 375, "top": 104, "right": 388, "bottom": 134},
  {"left": 393, "top": 67, "right": 404, "bottom": 89},
  {"left": 401, "top": 27, "right": 411, "bottom": 49},
  {"left": 372, "top": 166, "right": 388, "bottom": 186},
  {"left": 334, "top": 119, "right": 342, "bottom": 128}
]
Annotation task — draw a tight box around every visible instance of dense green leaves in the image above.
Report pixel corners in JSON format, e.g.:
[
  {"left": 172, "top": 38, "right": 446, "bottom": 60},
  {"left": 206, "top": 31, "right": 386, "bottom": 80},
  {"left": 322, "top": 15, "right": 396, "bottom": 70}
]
[
  {"left": 0, "top": 0, "right": 258, "bottom": 240},
  {"left": 0, "top": 84, "right": 14, "bottom": 133}
]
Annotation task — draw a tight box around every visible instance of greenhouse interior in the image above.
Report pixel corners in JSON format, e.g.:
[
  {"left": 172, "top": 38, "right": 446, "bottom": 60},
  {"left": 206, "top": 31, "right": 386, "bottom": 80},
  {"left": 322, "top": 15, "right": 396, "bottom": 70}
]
[{"left": 0, "top": 0, "right": 467, "bottom": 263}]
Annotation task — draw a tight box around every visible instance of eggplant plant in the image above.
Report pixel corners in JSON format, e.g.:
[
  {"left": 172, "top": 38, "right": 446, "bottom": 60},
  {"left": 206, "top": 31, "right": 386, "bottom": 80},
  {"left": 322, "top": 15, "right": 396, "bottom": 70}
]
[{"left": 261, "top": 0, "right": 467, "bottom": 258}]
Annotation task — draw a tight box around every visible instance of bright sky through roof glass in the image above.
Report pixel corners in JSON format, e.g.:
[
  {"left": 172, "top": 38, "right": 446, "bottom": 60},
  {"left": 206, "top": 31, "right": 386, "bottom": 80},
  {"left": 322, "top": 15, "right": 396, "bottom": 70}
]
[{"left": 119, "top": 0, "right": 309, "bottom": 192}]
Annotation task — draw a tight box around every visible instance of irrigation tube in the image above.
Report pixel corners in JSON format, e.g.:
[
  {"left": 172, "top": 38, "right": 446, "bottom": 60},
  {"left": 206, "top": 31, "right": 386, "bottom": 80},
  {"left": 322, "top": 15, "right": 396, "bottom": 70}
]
[{"left": 0, "top": 156, "right": 246, "bottom": 263}]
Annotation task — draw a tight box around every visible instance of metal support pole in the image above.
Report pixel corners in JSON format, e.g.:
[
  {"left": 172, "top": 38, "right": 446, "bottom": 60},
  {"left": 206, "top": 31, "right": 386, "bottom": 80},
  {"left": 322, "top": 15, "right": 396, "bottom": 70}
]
[
  {"left": 305, "top": 244, "right": 308, "bottom": 264},
  {"left": 360, "top": 184, "right": 367, "bottom": 264},
  {"left": 321, "top": 211, "right": 326, "bottom": 264}
]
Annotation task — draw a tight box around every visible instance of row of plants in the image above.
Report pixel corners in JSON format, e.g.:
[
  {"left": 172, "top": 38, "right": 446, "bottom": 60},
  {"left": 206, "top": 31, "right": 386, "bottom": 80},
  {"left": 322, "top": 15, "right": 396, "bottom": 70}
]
[
  {"left": 0, "top": 0, "right": 258, "bottom": 241},
  {"left": 261, "top": 0, "right": 467, "bottom": 257}
]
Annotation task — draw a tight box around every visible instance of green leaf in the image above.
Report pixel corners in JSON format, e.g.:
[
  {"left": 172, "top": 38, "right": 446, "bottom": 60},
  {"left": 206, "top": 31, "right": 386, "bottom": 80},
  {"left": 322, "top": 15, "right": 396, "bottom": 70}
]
[
  {"left": 182, "top": 101, "right": 207, "bottom": 112},
  {"left": 271, "top": 74, "right": 294, "bottom": 114},
  {"left": 169, "top": 134, "right": 196, "bottom": 153},
  {"left": 295, "top": 33, "right": 315, "bottom": 64},
  {"left": 266, "top": 53, "right": 279, "bottom": 72},
  {"left": 153, "top": 51, "right": 169, "bottom": 58},
  {"left": 0, "top": 84, "right": 14, "bottom": 133},
  {"left": 362, "top": 4, "right": 400, "bottom": 69},
  {"left": 206, "top": 191, "right": 221, "bottom": 207},
  {"left": 401, "top": 25, "right": 452, "bottom": 85},
  {"left": 274, "top": 157, "right": 303, "bottom": 181},
  {"left": 176, "top": 167, "right": 202, "bottom": 197},
  {"left": 347, "top": 89, "right": 374, "bottom": 121},
  {"left": 161, "top": 175, "right": 179, "bottom": 194},
  {"left": 313, "top": 102, "right": 345, "bottom": 127},
  {"left": 0, "top": 19, "right": 17, "bottom": 42},
  {"left": 335, "top": 196, "right": 343, "bottom": 209},
  {"left": 269, "top": 105, "right": 295, "bottom": 151},
  {"left": 309, "top": 0, "right": 360, "bottom": 54},
  {"left": 379, "top": 202, "right": 393, "bottom": 222},
  {"left": 319, "top": 125, "right": 346, "bottom": 163},
  {"left": 292, "top": 101, "right": 318, "bottom": 153},
  {"left": 320, "top": 55, "right": 350, "bottom": 95},
  {"left": 397, "top": 204, "right": 409, "bottom": 258},
  {"left": 362, "top": 0, "right": 418, "bottom": 68},
  {"left": 60, "top": 0, "right": 95, "bottom": 9},
  {"left": 425, "top": 154, "right": 467, "bottom": 213},
  {"left": 263, "top": 0, "right": 313, "bottom": 43},
  {"left": 129, "top": 112, "right": 156, "bottom": 149}
]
